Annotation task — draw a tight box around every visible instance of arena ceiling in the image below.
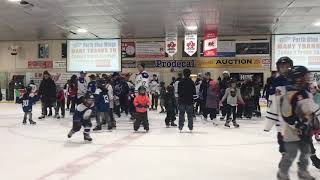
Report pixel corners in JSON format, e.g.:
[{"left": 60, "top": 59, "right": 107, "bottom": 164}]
[{"left": 0, "top": 0, "right": 320, "bottom": 40}]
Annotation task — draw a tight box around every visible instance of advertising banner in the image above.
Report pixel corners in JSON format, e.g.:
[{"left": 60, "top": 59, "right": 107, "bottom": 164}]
[
  {"left": 53, "top": 61, "right": 66, "bottom": 69},
  {"left": 230, "top": 73, "right": 264, "bottom": 82},
  {"left": 236, "top": 42, "right": 270, "bottom": 55},
  {"left": 136, "top": 42, "right": 165, "bottom": 58},
  {"left": 203, "top": 30, "right": 218, "bottom": 57},
  {"left": 122, "top": 60, "right": 136, "bottom": 68},
  {"left": 28, "top": 60, "right": 53, "bottom": 69},
  {"left": 197, "top": 57, "right": 270, "bottom": 68},
  {"left": 121, "top": 42, "right": 136, "bottom": 58},
  {"left": 184, "top": 32, "right": 197, "bottom": 56},
  {"left": 155, "top": 60, "right": 195, "bottom": 68},
  {"left": 274, "top": 34, "right": 320, "bottom": 71},
  {"left": 165, "top": 32, "right": 178, "bottom": 57}
]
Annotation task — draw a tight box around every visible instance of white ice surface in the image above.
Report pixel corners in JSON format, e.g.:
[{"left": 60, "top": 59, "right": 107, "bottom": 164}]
[{"left": 1, "top": 103, "right": 319, "bottom": 180}]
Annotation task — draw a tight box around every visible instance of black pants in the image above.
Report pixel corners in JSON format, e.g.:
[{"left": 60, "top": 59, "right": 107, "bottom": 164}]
[
  {"left": 114, "top": 105, "right": 121, "bottom": 117},
  {"left": 203, "top": 108, "right": 217, "bottom": 120},
  {"left": 77, "top": 96, "right": 84, "bottom": 105},
  {"left": 66, "top": 95, "right": 71, "bottom": 109},
  {"left": 134, "top": 112, "right": 149, "bottom": 131},
  {"left": 119, "top": 95, "right": 129, "bottom": 114},
  {"left": 151, "top": 93, "right": 159, "bottom": 110},
  {"left": 165, "top": 109, "right": 176, "bottom": 125},
  {"left": 70, "top": 96, "right": 77, "bottom": 113},
  {"left": 253, "top": 96, "right": 260, "bottom": 112},
  {"left": 41, "top": 100, "right": 56, "bottom": 116},
  {"left": 244, "top": 98, "right": 254, "bottom": 118},
  {"left": 55, "top": 101, "right": 65, "bottom": 116},
  {"left": 109, "top": 108, "right": 116, "bottom": 127},
  {"left": 226, "top": 105, "right": 237, "bottom": 122},
  {"left": 199, "top": 99, "right": 206, "bottom": 115},
  {"left": 72, "top": 118, "right": 92, "bottom": 134},
  {"left": 220, "top": 101, "right": 227, "bottom": 117},
  {"left": 278, "top": 132, "right": 286, "bottom": 153}
]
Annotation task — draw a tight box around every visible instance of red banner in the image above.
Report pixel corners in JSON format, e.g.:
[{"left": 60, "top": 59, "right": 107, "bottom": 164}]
[
  {"left": 203, "top": 30, "right": 218, "bottom": 57},
  {"left": 28, "top": 61, "right": 53, "bottom": 69}
]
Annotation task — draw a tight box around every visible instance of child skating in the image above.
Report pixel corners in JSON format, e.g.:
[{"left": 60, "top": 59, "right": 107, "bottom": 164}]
[
  {"left": 19, "top": 86, "right": 38, "bottom": 125},
  {"left": 133, "top": 86, "right": 150, "bottom": 132},
  {"left": 164, "top": 85, "right": 177, "bottom": 128},
  {"left": 219, "top": 79, "right": 244, "bottom": 128}
]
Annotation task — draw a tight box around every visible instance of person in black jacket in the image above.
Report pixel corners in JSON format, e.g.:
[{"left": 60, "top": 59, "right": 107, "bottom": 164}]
[
  {"left": 178, "top": 69, "right": 196, "bottom": 132},
  {"left": 38, "top": 71, "right": 57, "bottom": 119},
  {"left": 199, "top": 72, "right": 212, "bottom": 116},
  {"left": 164, "top": 85, "right": 177, "bottom": 128}
]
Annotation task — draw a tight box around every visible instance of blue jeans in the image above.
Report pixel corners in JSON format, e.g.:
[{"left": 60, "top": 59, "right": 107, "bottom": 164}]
[{"left": 178, "top": 104, "right": 194, "bottom": 130}]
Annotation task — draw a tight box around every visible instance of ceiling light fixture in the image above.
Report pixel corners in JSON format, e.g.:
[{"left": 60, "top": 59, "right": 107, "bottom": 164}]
[
  {"left": 8, "top": 0, "right": 21, "bottom": 2},
  {"left": 313, "top": 22, "right": 320, "bottom": 27},
  {"left": 186, "top": 26, "right": 198, "bottom": 31},
  {"left": 76, "top": 28, "right": 88, "bottom": 33}
]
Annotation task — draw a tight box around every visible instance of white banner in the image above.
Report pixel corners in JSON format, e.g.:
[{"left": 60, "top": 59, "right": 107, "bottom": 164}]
[
  {"left": 184, "top": 32, "right": 197, "bottom": 56},
  {"left": 165, "top": 32, "right": 178, "bottom": 57},
  {"left": 67, "top": 39, "right": 121, "bottom": 72},
  {"left": 274, "top": 34, "right": 320, "bottom": 71},
  {"left": 136, "top": 42, "right": 165, "bottom": 58},
  {"left": 53, "top": 61, "right": 66, "bottom": 69},
  {"left": 26, "top": 72, "right": 78, "bottom": 87}
]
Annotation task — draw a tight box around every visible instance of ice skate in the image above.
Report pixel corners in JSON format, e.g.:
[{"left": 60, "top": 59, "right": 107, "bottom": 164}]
[
  {"left": 224, "top": 122, "right": 230, "bottom": 128},
  {"left": 166, "top": 124, "right": 170, "bottom": 128},
  {"left": 212, "top": 121, "right": 218, "bottom": 126},
  {"left": 179, "top": 129, "right": 182, "bottom": 133},
  {"left": 61, "top": 115, "right": 64, "bottom": 119},
  {"left": 48, "top": 112, "right": 52, "bottom": 117},
  {"left": 83, "top": 133, "right": 93, "bottom": 141},
  {"left": 22, "top": 119, "right": 27, "bottom": 125},
  {"left": 145, "top": 129, "right": 149, "bottom": 133},
  {"left": 29, "top": 120, "right": 36, "bottom": 125},
  {"left": 277, "top": 171, "right": 290, "bottom": 180},
  {"left": 107, "top": 126, "right": 113, "bottom": 131},
  {"left": 297, "top": 170, "right": 315, "bottom": 180},
  {"left": 233, "top": 122, "right": 240, "bottom": 128},
  {"left": 38, "top": 115, "right": 45, "bottom": 119},
  {"left": 171, "top": 122, "right": 177, "bottom": 127},
  {"left": 310, "top": 154, "right": 320, "bottom": 169},
  {"left": 220, "top": 116, "right": 225, "bottom": 121},
  {"left": 67, "top": 129, "right": 75, "bottom": 138},
  {"left": 93, "top": 125, "right": 102, "bottom": 131},
  {"left": 189, "top": 129, "right": 193, "bottom": 133}
]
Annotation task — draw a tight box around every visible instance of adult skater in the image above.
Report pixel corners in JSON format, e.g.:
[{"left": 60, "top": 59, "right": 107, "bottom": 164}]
[
  {"left": 277, "top": 66, "right": 318, "bottom": 180},
  {"left": 135, "top": 63, "right": 149, "bottom": 94},
  {"left": 178, "top": 69, "right": 196, "bottom": 133},
  {"left": 38, "top": 71, "right": 57, "bottom": 119},
  {"left": 199, "top": 72, "right": 213, "bottom": 118},
  {"left": 219, "top": 71, "right": 231, "bottom": 120},
  {"left": 149, "top": 74, "right": 160, "bottom": 111}
]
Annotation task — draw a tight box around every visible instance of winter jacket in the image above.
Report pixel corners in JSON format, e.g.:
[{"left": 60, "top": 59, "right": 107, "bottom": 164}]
[
  {"left": 164, "top": 92, "right": 176, "bottom": 111},
  {"left": 281, "top": 87, "right": 320, "bottom": 142},
  {"left": 87, "top": 80, "right": 97, "bottom": 94},
  {"left": 206, "top": 80, "right": 220, "bottom": 109},
  {"left": 221, "top": 88, "right": 243, "bottom": 106},
  {"left": 95, "top": 91, "right": 110, "bottom": 112},
  {"left": 149, "top": 80, "right": 160, "bottom": 95},
  {"left": 38, "top": 78, "right": 56, "bottom": 103},
  {"left": 57, "top": 90, "right": 65, "bottom": 102},
  {"left": 135, "top": 71, "right": 149, "bottom": 93},
  {"left": 134, "top": 95, "right": 150, "bottom": 113},
  {"left": 19, "top": 94, "right": 39, "bottom": 112},
  {"left": 199, "top": 79, "right": 212, "bottom": 101},
  {"left": 178, "top": 78, "right": 196, "bottom": 105},
  {"left": 77, "top": 78, "right": 87, "bottom": 98},
  {"left": 68, "top": 82, "right": 78, "bottom": 97}
]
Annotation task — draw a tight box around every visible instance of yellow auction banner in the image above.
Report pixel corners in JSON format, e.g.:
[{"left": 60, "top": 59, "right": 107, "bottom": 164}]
[{"left": 197, "top": 57, "right": 270, "bottom": 68}]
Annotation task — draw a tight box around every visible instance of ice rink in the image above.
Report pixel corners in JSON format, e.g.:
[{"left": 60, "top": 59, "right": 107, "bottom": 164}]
[{"left": 1, "top": 103, "right": 319, "bottom": 180}]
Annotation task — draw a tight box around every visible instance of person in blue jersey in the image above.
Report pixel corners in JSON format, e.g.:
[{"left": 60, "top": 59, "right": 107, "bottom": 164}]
[
  {"left": 67, "top": 93, "right": 95, "bottom": 142},
  {"left": 87, "top": 74, "right": 97, "bottom": 94},
  {"left": 19, "top": 86, "right": 38, "bottom": 125},
  {"left": 277, "top": 66, "right": 319, "bottom": 180},
  {"left": 264, "top": 57, "right": 293, "bottom": 154},
  {"left": 93, "top": 84, "right": 111, "bottom": 131}
]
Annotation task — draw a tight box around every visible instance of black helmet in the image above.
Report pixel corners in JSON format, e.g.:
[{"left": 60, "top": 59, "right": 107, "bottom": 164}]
[
  {"left": 83, "top": 92, "right": 95, "bottom": 106},
  {"left": 26, "top": 86, "right": 32, "bottom": 93},
  {"left": 288, "top": 66, "right": 309, "bottom": 84},
  {"left": 276, "top": 56, "right": 293, "bottom": 69}
]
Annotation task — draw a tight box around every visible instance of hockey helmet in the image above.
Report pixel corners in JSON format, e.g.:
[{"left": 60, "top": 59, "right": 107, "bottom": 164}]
[
  {"left": 276, "top": 56, "right": 293, "bottom": 70},
  {"left": 288, "top": 66, "right": 310, "bottom": 87},
  {"left": 83, "top": 92, "right": 95, "bottom": 106}
]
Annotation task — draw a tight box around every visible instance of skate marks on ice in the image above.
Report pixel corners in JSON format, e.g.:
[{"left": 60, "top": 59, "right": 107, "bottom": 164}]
[{"left": 37, "top": 133, "right": 145, "bottom": 180}]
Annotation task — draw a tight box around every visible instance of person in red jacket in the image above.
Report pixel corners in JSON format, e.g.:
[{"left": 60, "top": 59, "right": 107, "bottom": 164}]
[
  {"left": 55, "top": 85, "right": 65, "bottom": 119},
  {"left": 68, "top": 75, "right": 78, "bottom": 114},
  {"left": 133, "top": 86, "right": 150, "bottom": 132}
]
